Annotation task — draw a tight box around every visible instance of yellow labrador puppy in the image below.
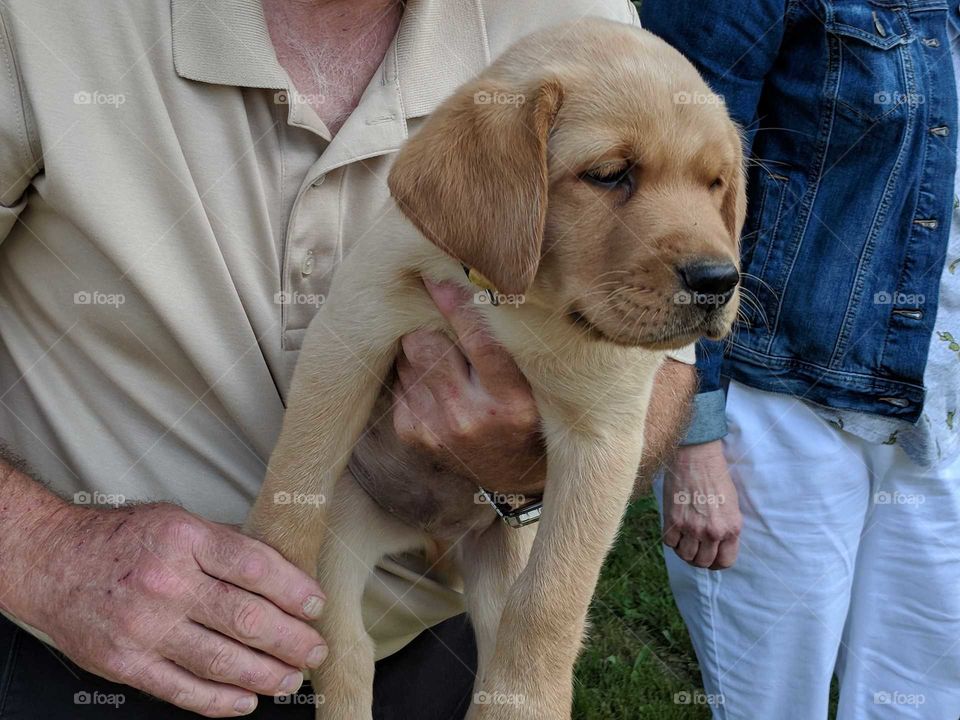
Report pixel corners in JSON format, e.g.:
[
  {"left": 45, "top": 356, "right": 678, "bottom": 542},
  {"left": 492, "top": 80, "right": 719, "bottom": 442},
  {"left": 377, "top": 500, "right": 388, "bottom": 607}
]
[{"left": 247, "top": 18, "right": 744, "bottom": 720}]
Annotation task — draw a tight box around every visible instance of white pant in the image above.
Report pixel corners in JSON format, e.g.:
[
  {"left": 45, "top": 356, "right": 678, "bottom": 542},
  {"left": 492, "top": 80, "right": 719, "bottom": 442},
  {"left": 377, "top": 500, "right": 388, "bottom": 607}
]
[{"left": 656, "top": 381, "right": 960, "bottom": 720}]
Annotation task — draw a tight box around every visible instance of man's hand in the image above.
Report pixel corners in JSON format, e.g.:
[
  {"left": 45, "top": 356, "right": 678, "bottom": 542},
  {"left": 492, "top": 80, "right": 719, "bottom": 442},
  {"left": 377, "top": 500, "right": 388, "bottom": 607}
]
[
  {"left": 3, "top": 498, "right": 328, "bottom": 718},
  {"left": 392, "top": 280, "right": 545, "bottom": 495},
  {"left": 662, "top": 440, "right": 742, "bottom": 570}
]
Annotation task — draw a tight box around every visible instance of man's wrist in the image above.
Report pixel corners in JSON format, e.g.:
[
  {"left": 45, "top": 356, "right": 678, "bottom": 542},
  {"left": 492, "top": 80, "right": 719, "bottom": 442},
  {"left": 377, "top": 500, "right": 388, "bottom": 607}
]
[{"left": 0, "top": 461, "right": 84, "bottom": 623}]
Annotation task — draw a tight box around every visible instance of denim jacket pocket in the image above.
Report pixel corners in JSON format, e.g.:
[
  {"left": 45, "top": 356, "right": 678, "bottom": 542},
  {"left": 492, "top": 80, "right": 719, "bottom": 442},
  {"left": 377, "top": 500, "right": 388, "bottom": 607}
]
[{"left": 826, "top": 4, "right": 916, "bottom": 124}]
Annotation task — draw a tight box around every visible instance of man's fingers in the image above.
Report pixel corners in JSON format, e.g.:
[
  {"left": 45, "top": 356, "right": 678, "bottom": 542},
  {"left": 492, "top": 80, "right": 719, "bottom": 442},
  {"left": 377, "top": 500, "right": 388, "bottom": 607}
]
[
  {"left": 423, "top": 280, "right": 520, "bottom": 382},
  {"left": 395, "top": 352, "right": 419, "bottom": 393},
  {"left": 133, "top": 659, "right": 258, "bottom": 718},
  {"left": 162, "top": 622, "right": 302, "bottom": 696},
  {"left": 391, "top": 380, "right": 423, "bottom": 438},
  {"left": 675, "top": 534, "right": 700, "bottom": 563},
  {"left": 194, "top": 529, "right": 325, "bottom": 621},
  {"left": 423, "top": 279, "right": 475, "bottom": 319},
  {"left": 395, "top": 354, "right": 435, "bottom": 417},
  {"left": 711, "top": 537, "right": 740, "bottom": 570},
  {"left": 399, "top": 329, "right": 468, "bottom": 399},
  {"left": 692, "top": 540, "right": 720, "bottom": 568},
  {"left": 188, "top": 579, "right": 327, "bottom": 670}
]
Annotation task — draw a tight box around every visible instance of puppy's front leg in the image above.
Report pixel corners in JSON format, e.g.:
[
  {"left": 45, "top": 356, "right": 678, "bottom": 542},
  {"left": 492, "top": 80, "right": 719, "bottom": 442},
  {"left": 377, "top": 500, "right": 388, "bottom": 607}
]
[
  {"left": 460, "top": 521, "right": 537, "bottom": 686},
  {"left": 245, "top": 301, "right": 396, "bottom": 575},
  {"left": 469, "top": 409, "right": 646, "bottom": 720}
]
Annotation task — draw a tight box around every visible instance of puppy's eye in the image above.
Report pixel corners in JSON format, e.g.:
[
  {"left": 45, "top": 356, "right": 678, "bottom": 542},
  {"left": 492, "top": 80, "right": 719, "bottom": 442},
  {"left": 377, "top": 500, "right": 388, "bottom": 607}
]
[
  {"left": 582, "top": 165, "right": 633, "bottom": 190},
  {"left": 710, "top": 177, "right": 724, "bottom": 191}
]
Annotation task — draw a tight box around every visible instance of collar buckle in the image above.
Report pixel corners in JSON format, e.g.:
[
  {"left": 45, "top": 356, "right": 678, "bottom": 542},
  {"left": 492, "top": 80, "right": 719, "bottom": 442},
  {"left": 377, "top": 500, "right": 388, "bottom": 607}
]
[
  {"left": 477, "top": 488, "right": 543, "bottom": 528},
  {"left": 462, "top": 265, "right": 500, "bottom": 307}
]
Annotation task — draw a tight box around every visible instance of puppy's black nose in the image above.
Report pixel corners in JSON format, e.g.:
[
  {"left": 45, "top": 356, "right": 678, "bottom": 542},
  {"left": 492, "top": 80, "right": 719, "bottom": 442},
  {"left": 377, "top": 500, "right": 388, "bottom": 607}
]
[{"left": 677, "top": 260, "right": 740, "bottom": 304}]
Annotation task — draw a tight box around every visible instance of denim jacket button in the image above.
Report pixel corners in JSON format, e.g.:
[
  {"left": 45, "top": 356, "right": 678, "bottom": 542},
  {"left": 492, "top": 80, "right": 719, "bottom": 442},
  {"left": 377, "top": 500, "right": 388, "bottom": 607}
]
[
  {"left": 931, "top": 125, "right": 951, "bottom": 137},
  {"left": 879, "top": 397, "right": 911, "bottom": 408},
  {"left": 914, "top": 218, "right": 939, "bottom": 229},
  {"left": 922, "top": 38, "right": 941, "bottom": 47},
  {"left": 872, "top": 11, "right": 887, "bottom": 37},
  {"left": 892, "top": 308, "right": 924, "bottom": 320}
]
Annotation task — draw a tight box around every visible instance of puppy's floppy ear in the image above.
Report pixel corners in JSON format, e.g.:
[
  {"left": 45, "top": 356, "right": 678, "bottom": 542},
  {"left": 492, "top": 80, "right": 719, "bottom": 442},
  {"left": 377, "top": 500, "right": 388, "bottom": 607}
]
[
  {"left": 722, "top": 128, "right": 748, "bottom": 250},
  {"left": 388, "top": 78, "right": 564, "bottom": 296}
]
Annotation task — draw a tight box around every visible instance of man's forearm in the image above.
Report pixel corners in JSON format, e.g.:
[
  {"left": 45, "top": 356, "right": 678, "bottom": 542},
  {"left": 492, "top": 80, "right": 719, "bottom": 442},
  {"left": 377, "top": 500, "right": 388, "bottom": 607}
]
[
  {"left": 635, "top": 359, "right": 697, "bottom": 496},
  {"left": 0, "top": 450, "right": 76, "bottom": 621}
]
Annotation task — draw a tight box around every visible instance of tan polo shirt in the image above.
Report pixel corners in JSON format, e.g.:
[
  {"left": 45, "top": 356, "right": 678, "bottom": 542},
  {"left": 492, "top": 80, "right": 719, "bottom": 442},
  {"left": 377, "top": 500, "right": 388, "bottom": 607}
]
[{"left": 0, "top": 0, "right": 687, "bottom": 658}]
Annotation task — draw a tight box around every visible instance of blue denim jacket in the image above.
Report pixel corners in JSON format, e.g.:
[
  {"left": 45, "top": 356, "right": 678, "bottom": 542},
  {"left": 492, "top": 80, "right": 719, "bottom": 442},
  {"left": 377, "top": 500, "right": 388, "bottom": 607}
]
[{"left": 641, "top": 0, "right": 960, "bottom": 443}]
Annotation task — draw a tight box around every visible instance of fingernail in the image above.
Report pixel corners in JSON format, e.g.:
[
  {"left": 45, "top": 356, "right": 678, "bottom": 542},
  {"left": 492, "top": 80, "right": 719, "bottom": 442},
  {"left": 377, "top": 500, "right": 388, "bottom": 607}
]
[
  {"left": 306, "top": 644, "right": 328, "bottom": 668},
  {"left": 303, "top": 594, "right": 324, "bottom": 618},
  {"left": 278, "top": 670, "right": 303, "bottom": 695},
  {"left": 234, "top": 695, "right": 257, "bottom": 714}
]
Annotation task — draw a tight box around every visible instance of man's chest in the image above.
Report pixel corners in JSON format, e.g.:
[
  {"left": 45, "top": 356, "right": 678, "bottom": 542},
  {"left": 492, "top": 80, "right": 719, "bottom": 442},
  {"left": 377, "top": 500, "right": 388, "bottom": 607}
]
[{"left": 262, "top": 0, "right": 402, "bottom": 135}]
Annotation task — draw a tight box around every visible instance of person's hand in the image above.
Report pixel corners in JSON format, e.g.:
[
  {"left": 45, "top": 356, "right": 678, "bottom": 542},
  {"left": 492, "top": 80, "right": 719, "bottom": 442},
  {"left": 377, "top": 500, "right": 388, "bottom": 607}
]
[
  {"left": 11, "top": 502, "right": 328, "bottom": 717},
  {"left": 392, "top": 280, "right": 545, "bottom": 495},
  {"left": 661, "top": 440, "right": 742, "bottom": 569}
]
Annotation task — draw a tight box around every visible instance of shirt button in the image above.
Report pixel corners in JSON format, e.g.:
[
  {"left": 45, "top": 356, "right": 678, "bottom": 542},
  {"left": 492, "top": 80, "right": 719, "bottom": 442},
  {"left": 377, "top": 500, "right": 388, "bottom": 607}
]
[
  {"left": 312, "top": 176, "right": 325, "bottom": 188},
  {"left": 301, "top": 249, "right": 315, "bottom": 276}
]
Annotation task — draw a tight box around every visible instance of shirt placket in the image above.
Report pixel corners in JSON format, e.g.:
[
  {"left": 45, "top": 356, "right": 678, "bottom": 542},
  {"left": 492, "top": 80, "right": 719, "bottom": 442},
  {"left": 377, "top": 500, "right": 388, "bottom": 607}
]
[
  {"left": 281, "top": 168, "right": 339, "bottom": 347},
  {"left": 278, "top": 37, "right": 407, "bottom": 349}
]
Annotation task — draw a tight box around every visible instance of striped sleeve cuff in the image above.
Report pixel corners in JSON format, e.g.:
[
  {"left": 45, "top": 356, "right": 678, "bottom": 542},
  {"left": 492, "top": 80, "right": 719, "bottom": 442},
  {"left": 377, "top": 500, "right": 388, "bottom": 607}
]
[{"left": 680, "top": 388, "right": 728, "bottom": 445}]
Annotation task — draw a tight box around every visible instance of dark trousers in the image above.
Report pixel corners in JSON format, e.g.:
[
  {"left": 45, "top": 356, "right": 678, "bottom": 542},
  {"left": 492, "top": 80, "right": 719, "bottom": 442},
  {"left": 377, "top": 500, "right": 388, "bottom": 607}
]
[{"left": 0, "top": 613, "right": 476, "bottom": 719}]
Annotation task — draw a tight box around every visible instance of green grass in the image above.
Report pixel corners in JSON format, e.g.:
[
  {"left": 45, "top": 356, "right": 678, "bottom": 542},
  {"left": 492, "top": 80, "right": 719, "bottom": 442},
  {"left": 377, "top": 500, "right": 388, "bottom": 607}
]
[
  {"left": 572, "top": 497, "right": 840, "bottom": 719},
  {"left": 572, "top": 496, "right": 710, "bottom": 719}
]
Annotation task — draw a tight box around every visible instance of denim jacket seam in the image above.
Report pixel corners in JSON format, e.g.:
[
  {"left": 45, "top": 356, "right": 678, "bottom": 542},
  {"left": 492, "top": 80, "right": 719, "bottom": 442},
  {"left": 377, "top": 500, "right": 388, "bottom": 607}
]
[
  {"left": 878, "top": 24, "right": 950, "bottom": 375},
  {"left": 727, "top": 342, "right": 927, "bottom": 391},
  {"left": 736, "top": 0, "right": 798, "bottom": 348},
  {"left": 870, "top": 0, "right": 949, "bottom": 11},
  {"left": 755, "top": 175, "right": 789, "bottom": 289},
  {"left": 883, "top": 21, "right": 925, "bottom": 303},
  {"left": 829, "top": 43, "right": 919, "bottom": 367},
  {"left": 765, "top": 5, "right": 837, "bottom": 351}
]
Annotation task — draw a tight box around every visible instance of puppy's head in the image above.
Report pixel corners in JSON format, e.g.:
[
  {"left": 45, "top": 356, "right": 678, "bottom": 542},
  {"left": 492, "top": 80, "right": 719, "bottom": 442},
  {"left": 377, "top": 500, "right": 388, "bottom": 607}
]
[{"left": 388, "top": 19, "right": 744, "bottom": 349}]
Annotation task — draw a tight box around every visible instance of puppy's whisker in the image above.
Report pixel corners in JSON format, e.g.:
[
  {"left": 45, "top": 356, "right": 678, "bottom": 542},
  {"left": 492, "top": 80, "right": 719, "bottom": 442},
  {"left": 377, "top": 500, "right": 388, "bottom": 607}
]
[
  {"left": 737, "top": 288, "right": 768, "bottom": 325},
  {"left": 739, "top": 272, "right": 776, "bottom": 297},
  {"left": 588, "top": 269, "right": 631, "bottom": 283}
]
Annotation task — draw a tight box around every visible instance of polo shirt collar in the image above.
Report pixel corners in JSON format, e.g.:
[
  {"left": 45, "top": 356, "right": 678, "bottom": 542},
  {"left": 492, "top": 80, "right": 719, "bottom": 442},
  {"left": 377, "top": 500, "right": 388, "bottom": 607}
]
[{"left": 170, "top": 0, "right": 490, "bottom": 120}]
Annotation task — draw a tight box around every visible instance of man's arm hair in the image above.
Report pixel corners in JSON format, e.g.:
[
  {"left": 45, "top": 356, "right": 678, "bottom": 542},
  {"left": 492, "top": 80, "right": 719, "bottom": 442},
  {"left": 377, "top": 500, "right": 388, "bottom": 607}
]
[
  {"left": 0, "top": 440, "right": 36, "bottom": 480},
  {"left": 635, "top": 358, "right": 697, "bottom": 497},
  {"left": 0, "top": 443, "right": 73, "bottom": 621}
]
